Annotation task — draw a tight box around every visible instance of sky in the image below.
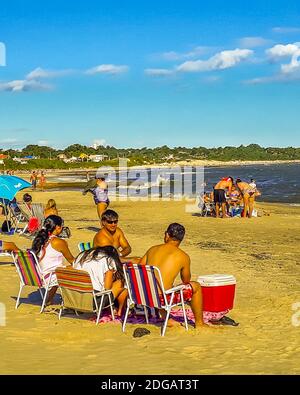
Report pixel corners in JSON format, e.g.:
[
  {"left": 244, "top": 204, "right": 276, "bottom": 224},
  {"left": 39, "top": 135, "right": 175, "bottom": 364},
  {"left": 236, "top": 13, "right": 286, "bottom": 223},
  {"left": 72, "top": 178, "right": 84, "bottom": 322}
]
[{"left": 0, "top": 0, "right": 300, "bottom": 149}]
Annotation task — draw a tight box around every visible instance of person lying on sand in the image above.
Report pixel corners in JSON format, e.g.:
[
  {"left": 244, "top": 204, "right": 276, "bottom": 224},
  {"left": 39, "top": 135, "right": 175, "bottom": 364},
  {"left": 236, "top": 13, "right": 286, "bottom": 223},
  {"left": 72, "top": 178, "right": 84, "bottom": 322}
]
[
  {"left": 93, "top": 210, "right": 133, "bottom": 259},
  {"left": 0, "top": 240, "right": 19, "bottom": 252},
  {"left": 139, "top": 223, "right": 205, "bottom": 329},
  {"left": 74, "top": 245, "right": 127, "bottom": 317}
]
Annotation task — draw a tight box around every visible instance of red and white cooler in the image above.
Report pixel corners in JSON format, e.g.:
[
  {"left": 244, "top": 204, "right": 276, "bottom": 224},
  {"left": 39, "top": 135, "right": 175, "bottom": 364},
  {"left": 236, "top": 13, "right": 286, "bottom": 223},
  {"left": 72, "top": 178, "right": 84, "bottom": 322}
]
[{"left": 197, "top": 274, "right": 236, "bottom": 312}]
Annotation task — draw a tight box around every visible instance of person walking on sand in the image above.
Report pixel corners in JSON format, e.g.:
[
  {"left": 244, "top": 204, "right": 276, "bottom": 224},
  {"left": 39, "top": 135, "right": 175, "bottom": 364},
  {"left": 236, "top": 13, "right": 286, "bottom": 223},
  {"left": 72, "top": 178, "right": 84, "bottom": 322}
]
[
  {"left": 83, "top": 174, "right": 110, "bottom": 220},
  {"left": 139, "top": 223, "right": 204, "bottom": 329},
  {"left": 236, "top": 178, "right": 256, "bottom": 218},
  {"left": 213, "top": 176, "right": 233, "bottom": 218},
  {"left": 30, "top": 171, "right": 38, "bottom": 190},
  {"left": 93, "top": 210, "right": 132, "bottom": 259},
  {"left": 39, "top": 171, "right": 46, "bottom": 191}
]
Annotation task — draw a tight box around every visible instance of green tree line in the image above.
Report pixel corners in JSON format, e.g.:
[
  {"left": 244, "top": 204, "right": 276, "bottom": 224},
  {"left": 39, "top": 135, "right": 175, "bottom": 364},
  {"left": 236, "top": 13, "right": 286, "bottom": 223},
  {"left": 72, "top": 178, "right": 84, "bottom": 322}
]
[{"left": 1, "top": 143, "right": 300, "bottom": 170}]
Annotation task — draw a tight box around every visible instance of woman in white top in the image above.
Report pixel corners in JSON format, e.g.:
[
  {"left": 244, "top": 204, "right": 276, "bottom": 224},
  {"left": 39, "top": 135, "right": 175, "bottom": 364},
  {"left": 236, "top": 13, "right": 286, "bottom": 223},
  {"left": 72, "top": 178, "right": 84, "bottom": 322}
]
[
  {"left": 74, "top": 246, "right": 127, "bottom": 317},
  {"left": 32, "top": 215, "right": 75, "bottom": 305}
]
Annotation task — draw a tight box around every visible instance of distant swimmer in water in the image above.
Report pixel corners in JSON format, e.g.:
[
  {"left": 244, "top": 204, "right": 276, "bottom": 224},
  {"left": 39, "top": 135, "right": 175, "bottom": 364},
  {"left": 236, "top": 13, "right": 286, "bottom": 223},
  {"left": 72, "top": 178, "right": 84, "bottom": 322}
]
[{"left": 82, "top": 174, "right": 109, "bottom": 220}]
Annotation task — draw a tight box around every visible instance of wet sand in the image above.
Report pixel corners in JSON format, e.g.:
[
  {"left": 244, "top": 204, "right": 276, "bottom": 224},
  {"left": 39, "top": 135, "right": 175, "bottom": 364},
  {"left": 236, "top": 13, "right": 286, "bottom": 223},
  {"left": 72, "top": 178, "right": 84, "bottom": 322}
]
[{"left": 1, "top": 190, "right": 300, "bottom": 374}]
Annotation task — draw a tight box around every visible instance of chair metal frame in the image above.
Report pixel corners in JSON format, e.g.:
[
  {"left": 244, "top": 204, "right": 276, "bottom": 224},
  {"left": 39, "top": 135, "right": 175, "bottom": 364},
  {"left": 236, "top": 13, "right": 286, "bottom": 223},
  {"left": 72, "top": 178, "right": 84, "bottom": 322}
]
[
  {"left": 122, "top": 263, "right": 189, "bottom": 336},
  {"left": 12, "top": 249, "right": 54, "bottom": 313},
  {"left": 55, "top": 267, "right": 115, "bottom": 325}
]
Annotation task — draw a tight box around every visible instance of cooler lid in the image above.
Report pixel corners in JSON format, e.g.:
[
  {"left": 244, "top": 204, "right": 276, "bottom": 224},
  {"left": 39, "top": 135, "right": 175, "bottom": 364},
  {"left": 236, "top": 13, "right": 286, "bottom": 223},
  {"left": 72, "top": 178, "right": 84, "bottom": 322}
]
[{"left": 197, "top": 274, "right": 236, "bottom": 287}]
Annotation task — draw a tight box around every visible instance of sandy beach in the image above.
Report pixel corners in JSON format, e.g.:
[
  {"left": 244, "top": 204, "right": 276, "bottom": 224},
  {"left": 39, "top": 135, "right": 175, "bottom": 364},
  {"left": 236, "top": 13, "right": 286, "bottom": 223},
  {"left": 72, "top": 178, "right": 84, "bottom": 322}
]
[{"left": 1, "top": 190, "right": 300, "bottom": 374}]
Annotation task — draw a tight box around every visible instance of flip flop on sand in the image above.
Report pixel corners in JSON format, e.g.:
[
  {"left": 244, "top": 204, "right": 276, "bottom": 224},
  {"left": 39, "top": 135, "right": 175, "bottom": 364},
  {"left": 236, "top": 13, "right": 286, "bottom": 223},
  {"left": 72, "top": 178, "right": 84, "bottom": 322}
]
[
  {"left": 133, "top": 328, "right": 151, "bottom": 338},
  {"left": 210, "top": 316, "right": 239, "bottom": 326}
]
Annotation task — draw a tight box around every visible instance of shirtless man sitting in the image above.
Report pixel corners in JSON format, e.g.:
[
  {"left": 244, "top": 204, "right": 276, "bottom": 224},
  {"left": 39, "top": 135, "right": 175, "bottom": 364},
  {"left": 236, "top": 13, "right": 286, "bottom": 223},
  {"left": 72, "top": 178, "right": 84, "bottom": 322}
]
[
  {"left": 140, "top": 223, "right": 204, "bottom": 329},
  {"left": 213, "top": 176, "right": 233, "bottom": 218},
  {"left": 93, "top": 209, "right": 132, "bottom": 259}
]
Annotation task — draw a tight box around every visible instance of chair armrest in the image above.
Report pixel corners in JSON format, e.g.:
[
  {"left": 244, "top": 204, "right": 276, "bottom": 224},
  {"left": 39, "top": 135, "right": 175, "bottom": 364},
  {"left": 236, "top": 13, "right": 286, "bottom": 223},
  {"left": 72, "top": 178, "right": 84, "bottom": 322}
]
[
  {"left": 94, "top": 289, "right": 113, "bottom": 296},
  {"left": 164, "top": 284, "right": 185, "bottom": 294}
]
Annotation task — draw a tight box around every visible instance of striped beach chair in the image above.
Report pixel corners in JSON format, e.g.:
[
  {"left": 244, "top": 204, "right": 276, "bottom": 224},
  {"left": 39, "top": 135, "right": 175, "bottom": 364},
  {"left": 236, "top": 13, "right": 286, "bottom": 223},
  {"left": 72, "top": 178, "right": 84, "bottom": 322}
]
[
  {"left": 122, "top": 263, "right": 189, "bottom": 336},
  {"left": 12, "top": 249, "right": 53, "bottom": 312},
  {"left": 55, "top": 267, "right": 114, "bottom": 324},
  {"left": 78, "top": 242, "right": 92, "bottom": 253}
]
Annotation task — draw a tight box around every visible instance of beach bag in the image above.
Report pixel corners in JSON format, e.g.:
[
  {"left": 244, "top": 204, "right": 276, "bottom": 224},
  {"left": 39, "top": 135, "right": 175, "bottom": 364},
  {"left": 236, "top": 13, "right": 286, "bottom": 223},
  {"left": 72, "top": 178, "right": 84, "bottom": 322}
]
[{"left": 27, "top": 217, "right": 40, "bottom": 233}]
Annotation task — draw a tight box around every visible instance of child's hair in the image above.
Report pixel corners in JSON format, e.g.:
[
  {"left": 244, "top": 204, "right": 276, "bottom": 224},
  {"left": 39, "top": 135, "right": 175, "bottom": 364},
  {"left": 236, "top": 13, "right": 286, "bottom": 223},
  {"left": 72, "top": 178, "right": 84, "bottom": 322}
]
[
  {"left": 78, "top": 245, "right": 124, "bottom": 282},
  {"left": 45, "top": 199, "right": 57, "bottom": 210},
  {"left": 23, "top": 193, "right": 32, "bottom": 203}
]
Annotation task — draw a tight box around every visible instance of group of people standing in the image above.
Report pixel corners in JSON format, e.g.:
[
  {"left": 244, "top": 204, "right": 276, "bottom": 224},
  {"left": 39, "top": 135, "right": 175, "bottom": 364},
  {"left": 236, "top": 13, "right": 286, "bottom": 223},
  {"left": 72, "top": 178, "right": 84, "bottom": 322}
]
[
  {"left": 30, "top": 171, "right": 46, "bottom": 191},
  {"left": 209, "top": 176, "right": 260, "bottom": 218}
]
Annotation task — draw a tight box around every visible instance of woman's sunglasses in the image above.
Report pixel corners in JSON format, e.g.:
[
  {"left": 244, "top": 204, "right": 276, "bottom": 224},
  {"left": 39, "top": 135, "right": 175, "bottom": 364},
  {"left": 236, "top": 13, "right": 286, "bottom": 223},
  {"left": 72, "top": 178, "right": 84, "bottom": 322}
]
[{"left": 106, "top": 219, "right": 118, "bottom": 224}]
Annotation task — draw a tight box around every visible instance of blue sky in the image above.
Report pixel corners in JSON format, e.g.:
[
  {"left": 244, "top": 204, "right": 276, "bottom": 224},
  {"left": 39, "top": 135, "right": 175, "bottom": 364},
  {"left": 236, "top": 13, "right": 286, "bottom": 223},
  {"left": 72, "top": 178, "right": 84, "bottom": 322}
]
[{"left": 1, "top": 0, "right": 300, "bottom": 149}]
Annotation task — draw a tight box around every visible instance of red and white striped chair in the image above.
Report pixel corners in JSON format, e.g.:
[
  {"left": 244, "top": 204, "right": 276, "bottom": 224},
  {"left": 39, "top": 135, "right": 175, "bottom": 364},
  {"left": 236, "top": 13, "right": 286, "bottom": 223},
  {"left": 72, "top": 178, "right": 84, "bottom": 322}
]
[{"left": 122, "top": 263, "right": 189, "bottom": 336}]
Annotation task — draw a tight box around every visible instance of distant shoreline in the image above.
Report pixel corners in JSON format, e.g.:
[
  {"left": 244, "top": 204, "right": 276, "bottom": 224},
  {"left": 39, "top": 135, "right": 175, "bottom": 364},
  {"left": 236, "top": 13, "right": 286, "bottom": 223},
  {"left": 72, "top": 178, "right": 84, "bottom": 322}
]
[{"left": 12, "top": 159, "right": 300, "bottom": 175}]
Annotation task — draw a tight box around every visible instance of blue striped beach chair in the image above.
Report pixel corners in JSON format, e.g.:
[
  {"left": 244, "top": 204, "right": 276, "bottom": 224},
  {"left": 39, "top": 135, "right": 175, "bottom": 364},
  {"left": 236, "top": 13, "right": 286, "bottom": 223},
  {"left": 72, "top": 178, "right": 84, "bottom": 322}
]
[
  {"left": 78, "top": 242, "right": 92, "bottom": 253},
  {"left": 122, "top": 263, "right": 189, "bottom": 336}
]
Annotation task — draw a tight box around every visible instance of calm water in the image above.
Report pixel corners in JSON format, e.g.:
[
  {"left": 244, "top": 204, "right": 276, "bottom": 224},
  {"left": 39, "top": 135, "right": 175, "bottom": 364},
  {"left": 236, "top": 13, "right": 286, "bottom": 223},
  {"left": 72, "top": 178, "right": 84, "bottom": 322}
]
[{"left": 50, "top": 163, "right": 300, "bottom": 204}]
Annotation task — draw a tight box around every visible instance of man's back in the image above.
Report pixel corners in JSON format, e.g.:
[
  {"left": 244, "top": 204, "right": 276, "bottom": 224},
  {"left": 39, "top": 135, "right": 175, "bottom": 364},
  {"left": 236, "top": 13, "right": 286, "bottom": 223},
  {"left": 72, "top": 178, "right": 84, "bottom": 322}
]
[{"left": 144, "top": 243, "right": 190, "bottom": 290}]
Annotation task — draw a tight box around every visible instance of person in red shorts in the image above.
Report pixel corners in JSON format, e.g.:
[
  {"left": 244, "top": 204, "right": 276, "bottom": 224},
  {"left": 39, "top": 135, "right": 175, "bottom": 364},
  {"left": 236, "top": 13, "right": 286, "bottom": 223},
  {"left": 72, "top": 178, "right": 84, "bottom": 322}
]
[{"left": 139, "top": 223, "right": 204, "bottom": 329}]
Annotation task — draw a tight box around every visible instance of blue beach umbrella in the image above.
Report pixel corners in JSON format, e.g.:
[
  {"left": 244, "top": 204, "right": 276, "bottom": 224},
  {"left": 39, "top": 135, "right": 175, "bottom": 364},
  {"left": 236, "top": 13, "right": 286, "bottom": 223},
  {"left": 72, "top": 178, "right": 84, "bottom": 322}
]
[
  {"left": 0, "top": 175, "right": 31, "bottom": 201},
  {"left": 0, "top": 175, "right": 31, "bottom": 233}
]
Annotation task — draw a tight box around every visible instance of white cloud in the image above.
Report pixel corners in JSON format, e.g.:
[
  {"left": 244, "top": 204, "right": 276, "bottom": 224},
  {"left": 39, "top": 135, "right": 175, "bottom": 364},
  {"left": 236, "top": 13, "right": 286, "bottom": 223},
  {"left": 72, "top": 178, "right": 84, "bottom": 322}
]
[
  {"left": 177, "top": 48, "right": 253, "bottom": 72},
  {"left": 266, "top": 43, "right": 300, "bottom": 60},
  {"left": 272, "top": 27, "right": 300, "bottom": 33},
  {"left": 239, "top": 36, "right": 272, "bottom": 48},
  {"left": 281, "top": 49, "right": 300, "bottom": 74},
  {"left": 86, "top": 64, "right": 129, "bottom": 75},
  {"left": 38, "top": 140, "right": 49, "bottom": 146},
  {"left": 92, "top": 139, "right": 106, "bottom": 148},
  {"left": 26, "top": 67, "right": 73, "bottom": 80},
  {"left": 202, "top": 75, "right": 221, "bottom": 83},
  {"left": 144, "top": 68, "right": 174, "bottom": 77},
  {"left": 0, "top": 138, "right": 18, "bottom": 144},
  {"left": 0, "top": 79, "right": 52, "bottom": 92},
  {"left": 160, "top": 46, "right": 209, "bottom": 61}
]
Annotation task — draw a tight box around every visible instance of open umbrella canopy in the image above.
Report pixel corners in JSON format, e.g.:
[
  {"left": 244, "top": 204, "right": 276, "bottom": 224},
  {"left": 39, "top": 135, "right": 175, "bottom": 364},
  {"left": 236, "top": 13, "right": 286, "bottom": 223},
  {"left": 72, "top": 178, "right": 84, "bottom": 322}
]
[{"left": 0, "top": 175, "right": 31, "bottom": 201}]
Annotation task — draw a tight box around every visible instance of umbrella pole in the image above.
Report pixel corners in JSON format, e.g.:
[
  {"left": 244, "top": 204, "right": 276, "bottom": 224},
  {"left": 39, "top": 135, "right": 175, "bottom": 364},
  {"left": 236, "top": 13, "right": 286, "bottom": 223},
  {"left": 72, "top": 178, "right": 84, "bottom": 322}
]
[{"left": 1, "top": 197, "right": 11, "bottom": 233}]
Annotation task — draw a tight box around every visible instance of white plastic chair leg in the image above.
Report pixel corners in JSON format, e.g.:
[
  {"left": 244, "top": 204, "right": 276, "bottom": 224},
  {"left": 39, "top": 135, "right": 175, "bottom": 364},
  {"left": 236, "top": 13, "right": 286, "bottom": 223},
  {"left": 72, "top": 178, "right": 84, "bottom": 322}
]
[
  {"left": 15, "top": 284, "right": 23, "bottom": 309},
  {"left": 122, "top": 305, "right": 130, "bottom": 332},
  {"left": 180, "top": 290, "right": 188, "bottom": 331},
  {"left": 162, "top": 308, "right": 172, "bottom": 337},
  {"left": 108, "top": 293, "right": 115, "bottom": 321},
  {"left": 144, "top": 306, "right": 149, "bottom": 324},
  {"left": 96, "top": 295, "right": 104, "bottom": 325}
]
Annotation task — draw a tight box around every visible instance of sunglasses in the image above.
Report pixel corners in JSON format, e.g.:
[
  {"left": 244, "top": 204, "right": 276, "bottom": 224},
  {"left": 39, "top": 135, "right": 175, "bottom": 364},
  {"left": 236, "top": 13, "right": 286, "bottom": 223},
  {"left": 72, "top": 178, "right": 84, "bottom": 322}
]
[{"left": 106, "top": 219, "right": 118, "bottom": 224}]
